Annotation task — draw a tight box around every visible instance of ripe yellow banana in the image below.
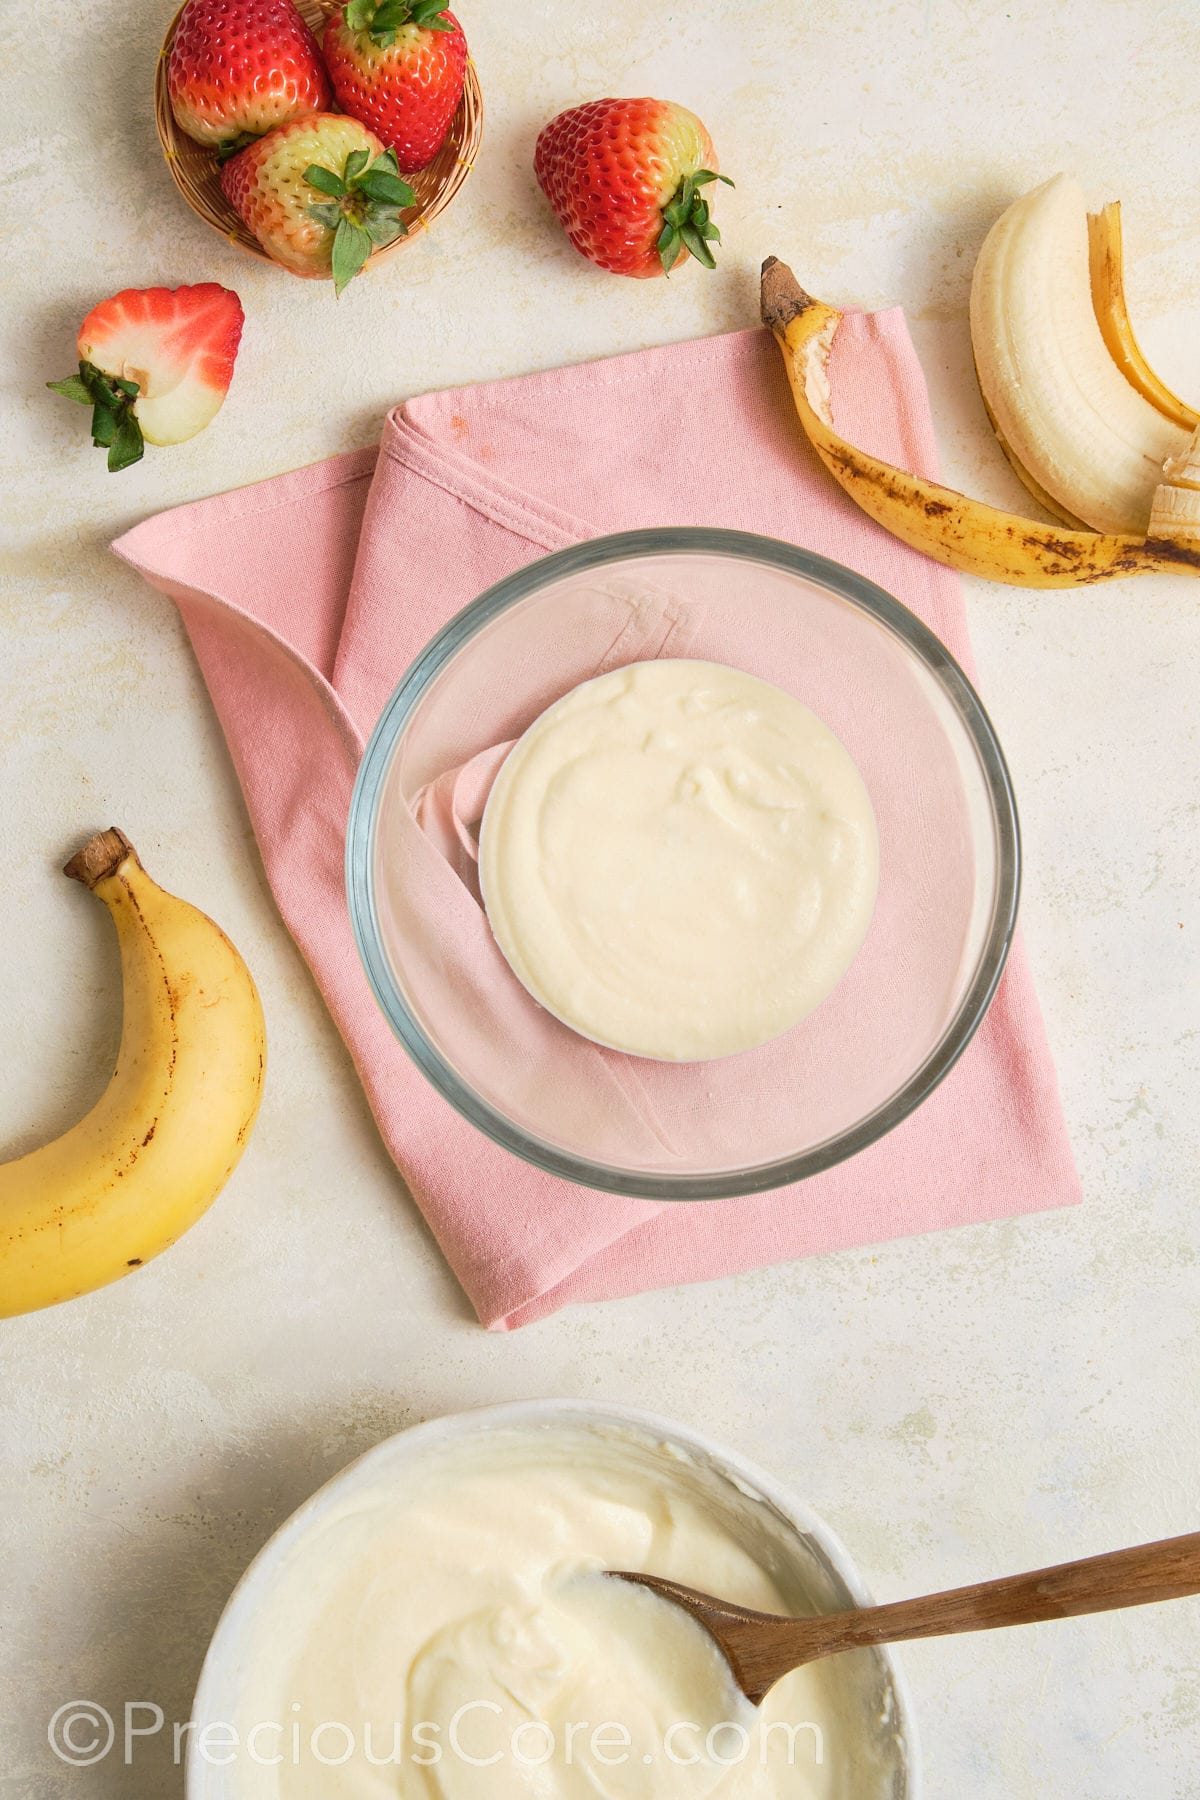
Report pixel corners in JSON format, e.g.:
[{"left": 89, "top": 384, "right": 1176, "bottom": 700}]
[
  {"left": 761, "top": 257, "right": 1200, "bottom": 589},
  {"left": 0, "top": 830, "right": 266, "bottom": 1317},
  {"left": 970, "top": 174, "right": 1192, "bottom": 535}
]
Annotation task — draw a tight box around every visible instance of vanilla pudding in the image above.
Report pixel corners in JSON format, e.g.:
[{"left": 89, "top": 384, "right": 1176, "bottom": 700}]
[
  {"left": 478, "top": 660, "right": 878, "bottom": 1061},
  {"left": 222, "top": 1422, "right": 906, "bottom": 1800}
]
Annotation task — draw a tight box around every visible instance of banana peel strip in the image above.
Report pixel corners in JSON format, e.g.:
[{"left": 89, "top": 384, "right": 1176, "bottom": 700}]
[
  {"left": 760, "top": 257, "right": 1200, "bottom": 590},
  {"left": 1088, "top": 202, "right": 1199, "bottom": 434}
]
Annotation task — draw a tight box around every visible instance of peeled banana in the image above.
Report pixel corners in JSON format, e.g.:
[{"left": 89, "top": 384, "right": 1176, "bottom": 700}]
[
  {"left": 0, "top": 830, "right": 266, "bottom": 1317},
  {"left": 971, "top": 174, "right": 1192, "bottom": 536},
  {"left": 761, "top": 251, "right": 1200, "bottom": 589}
]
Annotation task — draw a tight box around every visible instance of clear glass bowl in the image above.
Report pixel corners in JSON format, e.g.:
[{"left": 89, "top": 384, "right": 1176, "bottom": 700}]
[{"left": 346, "top": 528, "right": 1019, "bottom": 1200}]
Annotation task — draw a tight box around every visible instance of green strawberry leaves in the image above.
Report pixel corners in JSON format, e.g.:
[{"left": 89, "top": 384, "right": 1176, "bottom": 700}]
[
  {"left": 46, "top": 373, "right": 92, "bottom": 405},
  {"left": 303, "top": 146, "right": 416, "bottom": 296},
  {"left": 109, "top": 413, "right": 144, "bottom": 470},
  {"left": 305, "top": 164, "right": 348, "bottom": 198},
  {"left": 216, "top": 131, "right": 259, "bottom": 165},
  {"left": 47, "top": 361, "right": 144, "bottom": 472},
  {"left": 658, "top": 169, "right": 735, "bottom": 275},
  {"left": 364, "top": 210, "right": 406, "bottom": 245},
  {"left": 407, "top": 0, "right": 455, "bottom": 24},
  {"left": 343, "top": 0, "right": 453, "bottom": 47},
  {"left": 332, "top": 221, "right": 374, "bottom": 294},
  {"left": 357, "top": 166, "right": 415, "bottom": 205}
]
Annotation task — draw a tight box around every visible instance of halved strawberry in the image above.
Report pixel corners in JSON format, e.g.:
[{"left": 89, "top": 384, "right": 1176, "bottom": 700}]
[{"left": 48, "top": 286, "right": 244, "bottom": 472}]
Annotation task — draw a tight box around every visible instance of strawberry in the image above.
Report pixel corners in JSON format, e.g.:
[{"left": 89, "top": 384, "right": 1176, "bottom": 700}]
[
  {"left": 534, "top": 99, "right": 733, "bottom": 279},
  {"left": 167, "top": 0, "right": 332, "bottom": 151},
  {"left": 322, "top": 0, "right": 468, "bottom": 173},
  {"left": 48, "top": 286, "right": 244, "bottom": 472},
  {"left": 221, "top": 115, "right": 415, "bottom": 294}
]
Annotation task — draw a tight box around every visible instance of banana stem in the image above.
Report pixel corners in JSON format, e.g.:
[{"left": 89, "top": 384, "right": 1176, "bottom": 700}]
[
  {"left": 64, "top": 828, "right": 135, "bottom": 889},
  {"left": 760, "top": 255, "right": 819, "bottom": 337}
]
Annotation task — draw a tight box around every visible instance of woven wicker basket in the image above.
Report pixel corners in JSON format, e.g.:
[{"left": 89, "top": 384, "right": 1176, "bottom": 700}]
[{"left": 154, "top": 0, "right": 483, "bottom": 272}]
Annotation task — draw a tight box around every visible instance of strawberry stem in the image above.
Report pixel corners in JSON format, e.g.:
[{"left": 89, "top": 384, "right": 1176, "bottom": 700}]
[
  {"left": 216, "top": 131, "right": 259, "bottom": 164},
  {"left": 658, "top": 169, "right": 734, "bottom": 275},
  {"left": 47, "top": 361, "right": 144, "bottom": 472},
  {"left": 303, "top": 146, "right": 415, "bottom": 295},
  {"left": 342, "top": 0, "right": 454, "bottom": 46}
]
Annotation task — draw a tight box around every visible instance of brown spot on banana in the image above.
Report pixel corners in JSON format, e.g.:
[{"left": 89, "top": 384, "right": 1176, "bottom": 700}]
[{"left": 1146, "top": 537, "right": 1200, "bottom": 570}]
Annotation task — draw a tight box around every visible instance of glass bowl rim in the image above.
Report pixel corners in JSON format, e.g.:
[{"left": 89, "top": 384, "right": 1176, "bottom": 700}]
[{"left": 346, "top": 526, "right": 1021, "bottom": 1201}]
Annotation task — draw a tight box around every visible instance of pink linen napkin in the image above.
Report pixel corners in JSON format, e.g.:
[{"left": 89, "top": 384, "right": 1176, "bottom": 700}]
[{"left": 113, "top": 315, "right": 1080, "bottom": 1330}]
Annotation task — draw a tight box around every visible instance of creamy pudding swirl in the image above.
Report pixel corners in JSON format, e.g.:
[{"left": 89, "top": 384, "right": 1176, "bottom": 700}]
[
  {"left": 478, "top": 660, "right": 879, "bottom": 1062},
  {"left": 231, "top": 1429, "right": 854, "bottom": 1799}
]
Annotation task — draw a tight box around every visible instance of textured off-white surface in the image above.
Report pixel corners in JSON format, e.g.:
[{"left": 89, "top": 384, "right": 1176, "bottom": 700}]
[{"left": 1, "top": 1, "right": 1198, "bottom": 1796}]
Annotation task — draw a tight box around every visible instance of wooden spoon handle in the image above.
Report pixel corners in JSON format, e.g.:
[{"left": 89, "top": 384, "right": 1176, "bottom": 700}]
[{"left": 820, "top": 1530, "right": 1200, "bottom": 1656}]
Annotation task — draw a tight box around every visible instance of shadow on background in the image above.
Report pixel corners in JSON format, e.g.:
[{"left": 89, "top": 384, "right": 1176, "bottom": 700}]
[{"left": 20, "top": 1393, "right": 443, "bottom": 1798}]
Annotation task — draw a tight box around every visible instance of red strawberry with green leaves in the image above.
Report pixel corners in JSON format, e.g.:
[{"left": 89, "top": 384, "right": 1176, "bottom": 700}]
[
  {"left": 535, "top": 99, "right": 732, "bottom": 279},
  {"left": 48, "top": 286, "right": 244, "bottom": 472},
  {"left": 322, "top": 0, "right": 468, "bottom": 173},
  {"left": 167, "top": 0, "right": 332, "bottom": 152},
  {"left": 221, "top": 114, "right": 415, "bottom": 294}
]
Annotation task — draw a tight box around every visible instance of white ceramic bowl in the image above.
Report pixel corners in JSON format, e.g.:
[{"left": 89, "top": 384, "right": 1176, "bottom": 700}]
[{"left": 188, "top": 1400, "right": 919, "bottom": 1797}]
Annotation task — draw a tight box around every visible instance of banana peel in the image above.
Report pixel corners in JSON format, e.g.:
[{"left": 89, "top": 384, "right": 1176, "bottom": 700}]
[
  {"left": 1088, "top": 202, "right": 1198, "bottom": 433},
  {"left": 761, "top": 256, "right": 1200, "bottom": 590}
]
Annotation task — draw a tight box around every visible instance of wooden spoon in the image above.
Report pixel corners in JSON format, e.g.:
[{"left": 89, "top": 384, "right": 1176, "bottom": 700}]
[{"left": 611, "top": 1530, "right": 1200, "bottom": 1705}]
